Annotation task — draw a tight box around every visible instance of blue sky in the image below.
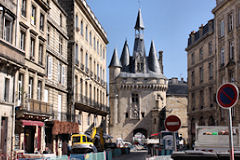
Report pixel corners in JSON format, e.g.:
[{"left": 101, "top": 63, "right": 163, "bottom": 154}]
[{"left": 87, "top": 0, "right": 216, "bottom": 81}]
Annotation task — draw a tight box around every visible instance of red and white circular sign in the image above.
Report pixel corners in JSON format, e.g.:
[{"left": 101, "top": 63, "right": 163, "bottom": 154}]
[{"left": 165, "top": 115, "right": 181, "bottom": 132}]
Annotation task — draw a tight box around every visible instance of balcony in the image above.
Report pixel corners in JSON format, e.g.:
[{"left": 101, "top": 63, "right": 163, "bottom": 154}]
[
  {"left": 85, "top": 67, "right": 89, "bottom": 74},
  {"left": 81, "top": 64, "right": 84, "bottom": 71},
  {"left": 90, "top": 71, "right": 93, "bottom": 77},
  {"left": 74, "top": 94, "right": 109, "bottom": 116},
  {"left": 16, "top": 99, "right": 53, "bottom": 120}
]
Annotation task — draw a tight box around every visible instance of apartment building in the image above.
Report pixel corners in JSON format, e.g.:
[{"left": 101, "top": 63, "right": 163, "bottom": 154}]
[
  {"left": 0, "top": 0, "right": 25, "bottom": 158},
  {"left": 186, "top": 19, "right": 216, "bottom": 147},
  {"left": 58, "top": 0, "right": 109, "bottom": 135},
  {"left": 14, "top": 0, "right": 51, "bottom": 154}
]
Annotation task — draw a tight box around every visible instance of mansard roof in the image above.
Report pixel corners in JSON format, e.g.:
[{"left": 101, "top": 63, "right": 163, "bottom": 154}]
[
  {"left": 120, "top": 40, "right": 130, "bottom": 67},
  {"left": 148, "top": 41, "right": 161, "bottom": 73},
  {"left": 109, "top": 49, "right": 122, "bottom": 68},
  {"left": 134, "top": 9, "right": 144, "bottom": 30}
]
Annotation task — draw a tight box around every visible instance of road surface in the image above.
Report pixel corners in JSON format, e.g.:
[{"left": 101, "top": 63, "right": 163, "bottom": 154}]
[{"left": 113, "top": 150, "right": 148, "bottom": 160}]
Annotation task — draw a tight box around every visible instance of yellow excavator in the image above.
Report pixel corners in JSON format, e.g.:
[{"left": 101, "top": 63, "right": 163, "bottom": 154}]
[{"left": 90, "top": 127, "right": 105, "bottom": 151}]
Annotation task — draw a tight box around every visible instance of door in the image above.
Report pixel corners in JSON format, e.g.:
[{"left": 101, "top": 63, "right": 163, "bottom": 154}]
[
  {"left": 0, "top": 117, "right": 8, "bottom": 160},
  {"left": 24, "top": 126, "right": 35, "bottom": 153}
]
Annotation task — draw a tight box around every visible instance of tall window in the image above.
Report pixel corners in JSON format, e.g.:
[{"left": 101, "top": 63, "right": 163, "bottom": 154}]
[
  {"left": 132, "top": 93, "right": 139, "bottom": 104},
  {"left": 59, "top": 36, "right": 63, "bottom": 54},
  {"left": 229, "top": 40, "right": 234, "bottom": 60},
  {"left": 37, "top": 81, "right": 42, "bottom": 101},
  {"left": 89, "top": 32, "right": 92, "bottom": 46},
  {"left": 220, "top": 19, "right": 224, "bottom": 37},
  {"left": 209, "top": 87, "right": 213, "bottom": 106},
  {"left": 75, "top": 44, "right": 79, "bottom": 65},
  {"left": 21, "top": 0, "right": 26, "bottom": 17},
  {"left": 200, "top": 90, "right": 204, "bottom": 109},
  {"left": 191, "top": 71, "right": 195, "bottom": 86},
  {"left": 97, "top": 40, "right": 99, "bottom": 54},
  {"left": 31, "top": 5, "right": 36, "bottom": 25},
  {"left": 199, "top": 47, "right": 203, "bottom": 60},
  {"left": 80, "top": 21, "right": 83, "bottom": 36},
  {"left": 75, "top": 14, "right": 78, "bottom": 29},
  {"left": 191, "top": 92, "right": 195, "bottom": 110},
  {"left": 100, "top": 44, "right": 102, "bottom": 57},
  {"left": 30, "top": 37, "right": 35, "bottom": 60},
  {"left": 18, "top": 74, "right": 23, "bottom": 105},
  {"left": 220, "top": 48, "right": 224, "bottom": 66},
  {"left": 47, "top": 56, "right": 52, "bottom": 79},
  {"left": 47, "top": 26, "right": 50, "bottom": 45},
  {"left": 199, "top": 67, "right": 203, "bottom": 83},
  {"left": 38, "top": 43, "right": 43, "bottom": 65},
  {"left": 208, "top": 62, "right": 213, "bottom": 80},
  {"left": 58, "top": 62, "right": 62, "bottom": 83},
  {"left": 60, "top": 14, "right": 62, "bottom": 27},
  {"left": 93, "top": 37, "right": 96, "bottom": 50},
  {"left": 85, "top": 53, "right": 88, "bottom": 70},
  {"left": 28, "top": 77, "right": 33, "bottom": 99},
  {"left": 4, "top": 78, "right": 10, "bottom": 102},
  {"left": 85, "top": 26, "right": 88, "bottom": 41},
  {"left": 40, "top": 13, "right": 44, "bottom": 31},
  {"left": 228, "top": 13, "right": 233, "bottom": 32},
  {"left": 229, "top": 70, "right": 234, "bottom": 82},
  {"left": 97, "top": 64, "right": 99, "bottom": 78},
  {"left": 191, "top": 52, "right": 195, "bottom": 64},
  {"left": 3, "top": 16, "right": 13, "bottom": 43},
  {"left": 20, "top": 30, "right": 26, "bottom": 50},
  {"left": 208, "top": 41, "right": 212, "bottom": 55}
]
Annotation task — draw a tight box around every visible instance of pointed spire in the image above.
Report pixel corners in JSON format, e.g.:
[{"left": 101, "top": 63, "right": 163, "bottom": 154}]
[
  {"left": 108, "top": 49, "right": 122, "bottom": 68},
  {"left": 120, "top": 40, "right": 130, "bottom": 67},
  {"left": 148, "top": 40, "right": 161, "bottom": 73},
  {"left": 134, "top": 9, "right": 144, "bottom": 30}
]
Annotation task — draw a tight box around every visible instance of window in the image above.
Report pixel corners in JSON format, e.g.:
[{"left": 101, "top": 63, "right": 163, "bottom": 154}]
[
  {"left": 60, "top": 14, "right": 62, "bottom": 27},
  {"left": 100, "top": 44, "right": 102, "bottom": 57},
  {"left": 141, "top": 112, "right": 145, "bottom": 118},
  {"left": 59, "top": 36, "right": 63, "bottom": 54},
  {"left": 191, "top": 92, "right": 195, "bottom": 111},
  {"left": 208, "top": 62, "right": 213, "bottom": 80},
  {"left": 30, "top": 37, "right": 35, "bottom": 60},
  {"left": 3, "top": 16, "right": 13, "bottom": 43},
  {"left": 97, "top": 40, "right": 99, "bottom": 54},
  {"left": 199, "top": 47, "right": 203, "bottom": 60},
  {"left": 85, "top": 53, "right": 88, "bottom": 70},
  {"left": 18, "top": 74, "right": 23, "bottom": 105},
  {"left": 200, "top": 90, "right": 204, "bottom": 109},
  {"left": 191, "top": 71, "right": 195, "bottom": 86},
  {"left": 4, "top": 78, "right": 10, "bottom": 102},
  {"left": 97, "top": 64, "right": 99, "bottom": 78},
  {"left": 58, "top": 62, "right": 62, "bottom": 83},
  {"left": 47, "top": 56, "right": 52, "bottom": 79},
  {"left": 229, "top": 40, "right": 234, "bottom": 60},
  {"left": 75, "top": 44, "right": 79, "bottom": 65},
  {"left": 125, "top": 112, "right": 129, "bottom": 118},
  {"left": 93, "top": 37, "right": 96, "bottom": 50},
  {"left": 220, "top": 48, "right": 224, "bottom": 66},
  {"left": 31, "top": 5, "right": 36, "bottom": 25},
  {"left": 229, "top": 70, "right": 234, "bottom": 82},
  {"left": 85, "top": 26, "right": 88, "bottom": 41},
  {"left": 199, "top": 67, "right": 203, "bottom": 83},
  {"left": 132, "top": 93, "right": 139, "bottom": 104},
  {"left": 82, "top": 136, "right": 86, "bottom": 142},
  {"left": 75, "top": 14, "right": 78, "bottom": 29},
  {"left": 40, "top": 13, "right": 44, "bottom": 31},
  {"left": 208, "top": 41, "right": 212, "bottom": 55},
  {"left": 28, "top": 77, "right": 33, "bottom": 99},
  {"left": 47, "top": 26, "right": 50, "bottom": 45},
  {"left": 228, "top": 13, "right": 233, "bottom": 32},
  {"left": 89, "top": 31, "right": 92, "bottom": 46},
  {"left": 44, "top": 89, "right": 48, "bottom": 103},
  {"left": 85, "top": 82, "right": 88, "bottom": 98},
  {"left": 238, "top": 8, "right": 240, "bottom": 26},
  {"left": 38, "top": 43, "right": 43, "bottom": 65},
  {"left": 20, "top": 30, "right": 26, "bottom": 50},
  {"left": 62, "top": 65, "right": 65, "bottom": 84},
  {"left": 88, "top": 114, "right": 91, "bottom": 125},
  {"left": 37, "top": 81, "right": 42, "bottom": 101},
  {"left": 80, "top": 21, "right": 83, "bottom": 36},
  {"left": 220, "top": 19, "right": 224, "bottom": 37},
  {"left": 21, "top": 0, "right": 26, "bottom": 17},
  {"left": 191, "top": 52, "right": 195, "bottom": 64}
]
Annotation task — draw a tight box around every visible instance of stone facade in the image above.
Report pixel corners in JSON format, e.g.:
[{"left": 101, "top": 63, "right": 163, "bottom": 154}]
[
  {"left": 186, "top": 0, "right": 240, "bottom": 148},
  {"left": 166, "top": 78, "right": 188, "bottom": 144},
  {"left": 109, "top": 9, "right": 168, "bottom": 142}
]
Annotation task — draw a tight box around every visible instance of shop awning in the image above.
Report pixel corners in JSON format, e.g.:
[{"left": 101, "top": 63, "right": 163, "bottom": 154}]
[
  {"left": 52, "top": 120, "right": 79, "bottom": 135},
  {"left": 21, "top": 120, "right": 44, "bottom": 127}
]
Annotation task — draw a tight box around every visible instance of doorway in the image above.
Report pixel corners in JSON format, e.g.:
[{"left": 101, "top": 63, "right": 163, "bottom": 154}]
[
  {"left": 24, "top": 126, "right": 35, "bottom": 153},
  {"left": 1, "top": 117, "right": 8, "bottom": 159}
]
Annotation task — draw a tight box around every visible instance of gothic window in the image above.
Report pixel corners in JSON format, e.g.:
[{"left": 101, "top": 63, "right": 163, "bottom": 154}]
[{"left": 131, "top": 93, "right": 139, "bottom": 119}]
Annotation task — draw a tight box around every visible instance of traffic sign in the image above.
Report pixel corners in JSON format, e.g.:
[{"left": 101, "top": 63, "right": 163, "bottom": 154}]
[
  {"left": 165, "top": 115, "right": 181, "bottom": 132},
  {"left": 216, "top": 83, "right": 239, "bottom": 109}
]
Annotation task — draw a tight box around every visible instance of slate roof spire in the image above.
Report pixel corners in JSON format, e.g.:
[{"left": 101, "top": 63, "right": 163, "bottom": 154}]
[
  {"left": 134, "top": 9, "right": 144, "bottom": 31},
  {"left": 109, "top": 48, "right": 122, "bottom": 68},
  {"left": 120, "top": 40, "right": 130, "bottom": 67},
  {"left": 148, "top": 40, "right": 161, "bottom": 73}
]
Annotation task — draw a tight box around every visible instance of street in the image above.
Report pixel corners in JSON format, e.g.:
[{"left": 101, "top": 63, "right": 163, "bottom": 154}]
[{"left": 113, "top": 150, "right": 148, "bottom": 160}]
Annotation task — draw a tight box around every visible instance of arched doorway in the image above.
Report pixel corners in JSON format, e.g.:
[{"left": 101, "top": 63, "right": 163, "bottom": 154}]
[{"left": 133, "top": 128, "right": 147, "bottom": 145}]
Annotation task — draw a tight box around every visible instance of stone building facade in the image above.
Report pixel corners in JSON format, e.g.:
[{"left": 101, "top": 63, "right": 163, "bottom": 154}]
[
  {"left": 58, "top": 0, "right": 109, "bottom": 136},
  {"left": 186, "top": 0, "right": 240, "bottom": 148},
  {"left": 166, "top": 78, "right": 188, "bottom": 144},
  {"left": 0, "top": 0, "right": 25, "bottom": 158},
  {"left": 109, "top": 9, "right": 168, "bottom": 142}
]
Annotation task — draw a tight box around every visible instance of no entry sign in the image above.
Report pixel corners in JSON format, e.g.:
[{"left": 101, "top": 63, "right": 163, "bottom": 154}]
[
  {"left": 216, "top": 83, "right": 239, "bottom": 109},
  {"left": 165, "top": 115, "right": 181, "bottom": 132}
]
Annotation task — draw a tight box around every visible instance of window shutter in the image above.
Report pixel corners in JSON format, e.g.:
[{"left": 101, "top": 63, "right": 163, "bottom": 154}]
[{"left": 48, "top": 56, "right": 52, "bottom": 79}]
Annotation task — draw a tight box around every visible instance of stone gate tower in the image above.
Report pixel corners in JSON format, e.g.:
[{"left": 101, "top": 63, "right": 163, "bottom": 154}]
[{"left": 109, "top": 9, "right": 168, "bottom": 142}]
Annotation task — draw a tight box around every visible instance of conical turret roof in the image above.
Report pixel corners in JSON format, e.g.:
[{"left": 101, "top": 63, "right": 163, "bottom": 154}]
[
  {"left": 148, "top": 40, "right": 161, "bottom": 73},
  {"left": 134, "top": 9, "right": 144, "bottom": 30},
  {"left": 109, "top": 48, "right": 122, "bottom": 68},
  {"left": 120, "top": 40, "right": 130, "bottom": 67}
]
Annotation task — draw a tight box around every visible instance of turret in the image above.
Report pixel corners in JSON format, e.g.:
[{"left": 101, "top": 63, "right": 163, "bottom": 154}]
[
  {"left": 109, "top": 48, "right": 122, "bottom": 81},
  {"left": 120, "top": 40, "right": 130, "bottom": 72},
  {"left": 148, "top": 41, "right": 161, "bottom": 73}
]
